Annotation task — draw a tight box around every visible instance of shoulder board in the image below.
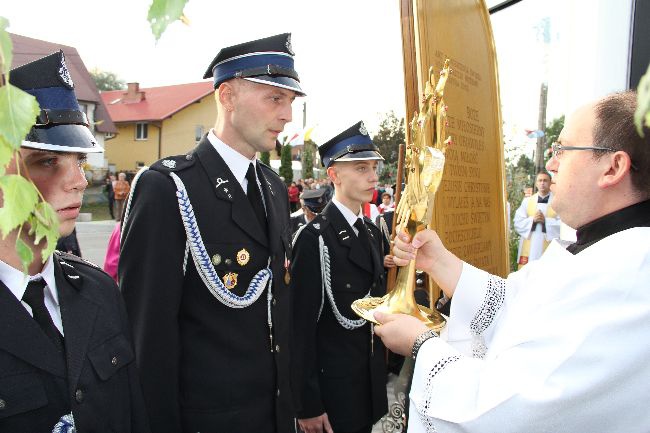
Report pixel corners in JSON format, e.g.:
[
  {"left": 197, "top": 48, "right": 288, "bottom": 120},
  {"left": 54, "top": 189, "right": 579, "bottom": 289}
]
[
  {"left": 306, "top": 214, "right": 330, "bottom": 234},
  {"left": 150, "top": 153, "right": 196, "bottom": 173},
  {"left": 364, "top": 215, "right": 378, "bottom": 227},
  {"left": 55, "top": 250, "right": 101, "bottom": 270}
]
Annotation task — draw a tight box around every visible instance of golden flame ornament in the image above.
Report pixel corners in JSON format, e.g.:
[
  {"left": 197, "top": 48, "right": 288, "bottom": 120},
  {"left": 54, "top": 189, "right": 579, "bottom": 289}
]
[{"left": 352, "top": 60, "right": 452, "bottom": 331}]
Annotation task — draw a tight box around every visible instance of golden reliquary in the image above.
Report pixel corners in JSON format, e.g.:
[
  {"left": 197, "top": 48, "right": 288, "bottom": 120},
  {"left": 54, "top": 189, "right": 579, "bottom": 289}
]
[{"left": 352, "top": 60, "right": 452, "bottom": 331}]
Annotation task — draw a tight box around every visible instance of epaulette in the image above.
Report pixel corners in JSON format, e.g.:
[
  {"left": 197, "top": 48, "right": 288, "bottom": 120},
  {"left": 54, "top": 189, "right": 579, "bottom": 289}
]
[
  {"left": 150, "top": 152, "right": 196, "bottom": 173},
  {"left": 364, "top": 215, "right": 378, "bottom": 228},
  {"left": 54, "top": 250, "right": 101, "bottom": 270},
  {"left": 306, "top": 213, "right": 330, "bottom": 234}
]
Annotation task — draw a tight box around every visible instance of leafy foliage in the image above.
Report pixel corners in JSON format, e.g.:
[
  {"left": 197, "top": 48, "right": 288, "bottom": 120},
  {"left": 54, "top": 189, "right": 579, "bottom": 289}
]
[
  {"left": 0, "top": 17, "right": 60, "bottom": 272},
  {"left": 302, "top": 139, "right": 314, "bottom": 179},
  {"left": 259, "top": 151, "right": 270, "bottom": 165},
  {"left": 90, "top": 69, "right": 125, "bottom": 91},
  {"left": 636, "top": 62, "right": 650, "bottom": 137},
  {"left": 0, "top": 174, "right": 38, "bottom": 234},
  {"left": 148, "top": 0, "right": 189, "bottom": 41},
  {"left": 544, "top": 115, "right": 564, "bottom": 151},
  {"left": 505, "top": 153, "right": 535, "bottom": 271},
  {"left": 279, "top": 144, "right": 293, "bottom": 184},
  {"left": 372, "top": 111, "right": 405, "bottom": 166}
]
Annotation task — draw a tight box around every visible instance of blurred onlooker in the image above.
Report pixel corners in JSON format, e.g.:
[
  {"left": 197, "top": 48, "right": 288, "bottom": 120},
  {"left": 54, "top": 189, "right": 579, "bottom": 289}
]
[
  {"left": 378, "top": 192, "right": 394, "bottom": 214},
  {"left": 288, "top": 181, "right": 300, "bottom": 212},
  {"left": 104, "top": 174, "right": 116, "bottom": 219},
  {"left": 113, "top": 172, "right": 130, "bottom": 221},
  {"left": 103, "top": 222, "right": 121, "bottom": 283}
]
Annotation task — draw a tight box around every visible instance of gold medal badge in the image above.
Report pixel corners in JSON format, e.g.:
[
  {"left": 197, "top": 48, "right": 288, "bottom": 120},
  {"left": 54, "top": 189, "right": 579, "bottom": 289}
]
[
  {"left": 223, "top": 272, "right": 238, "bottom": 290},
  {"left": 236, "top": 248, "right": 250, "bottom": 266}
]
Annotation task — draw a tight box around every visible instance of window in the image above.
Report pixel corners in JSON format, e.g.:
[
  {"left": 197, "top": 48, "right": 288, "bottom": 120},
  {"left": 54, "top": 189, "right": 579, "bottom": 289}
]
[
  {"left": 136, "top": 161, "right": 145, "bottom": 168},
  {"left": 195, "top": 125, "right": 205, "bottom": 143},
  {"left": 105, "top": 132, "right": 115, "bottom": 139},
  {"left": 136, "top": 123, "right": 148, "bottom": 140}
]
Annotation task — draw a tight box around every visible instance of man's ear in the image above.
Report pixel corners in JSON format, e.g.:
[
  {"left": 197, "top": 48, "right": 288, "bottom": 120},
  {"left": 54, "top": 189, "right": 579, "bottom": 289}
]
[
  {"left": 218, "top": 81, "right": 235, "bottom": 111},
  {"left": 598, "top": 151, "right": 633, "bottom": 189},
  {"left": 327, "top": 165, "right": 340, "bottom": 185}
]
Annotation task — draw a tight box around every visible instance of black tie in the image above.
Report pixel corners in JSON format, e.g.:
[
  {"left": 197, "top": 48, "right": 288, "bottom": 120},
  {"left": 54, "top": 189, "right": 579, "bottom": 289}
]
[
  {"left": 246, "top": 163, "right": 268, "bottom": 234},
  {"left": 22, "top": 279, "right": 65, "bottom": 354},
  {"left": 354, "top": 218, "right": 379, "bottom": 278}
]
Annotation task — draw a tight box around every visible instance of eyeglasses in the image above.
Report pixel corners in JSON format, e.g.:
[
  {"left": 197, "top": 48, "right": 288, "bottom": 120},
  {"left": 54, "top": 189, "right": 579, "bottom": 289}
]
[
  {"left": 550, "top": 142, "right": 639, "bottom": 171},
  {"left": 550, "top": 142, "right": 614, "bottom": 159}
]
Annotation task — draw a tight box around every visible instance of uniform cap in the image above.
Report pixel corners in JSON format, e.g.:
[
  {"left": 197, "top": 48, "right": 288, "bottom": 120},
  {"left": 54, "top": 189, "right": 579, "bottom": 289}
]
[{"left": 317, "top": 121, "right": 383, "bottom": 168}]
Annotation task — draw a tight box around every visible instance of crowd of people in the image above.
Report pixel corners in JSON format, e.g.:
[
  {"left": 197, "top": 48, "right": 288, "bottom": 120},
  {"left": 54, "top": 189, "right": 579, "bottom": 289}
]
[{"left": 1, "top": 32, "right": 649, "bottom": 433}]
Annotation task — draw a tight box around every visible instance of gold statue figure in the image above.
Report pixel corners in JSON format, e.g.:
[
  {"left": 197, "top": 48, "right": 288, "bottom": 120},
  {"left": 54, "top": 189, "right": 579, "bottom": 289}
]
[{"left": 352, "top": 60, "right": 452, "bottom": 331}]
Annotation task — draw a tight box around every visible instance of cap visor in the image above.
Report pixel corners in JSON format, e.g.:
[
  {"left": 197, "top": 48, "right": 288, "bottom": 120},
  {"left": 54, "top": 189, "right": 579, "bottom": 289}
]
[
  {"left": 23, "top": 124, "right": 104, "bottom": 153},
  {"left": 334, "top": 150, "right": 385, "bottom": 162},
  {"left": 245, "top": 76, "right": 305, "bottom": 96}
]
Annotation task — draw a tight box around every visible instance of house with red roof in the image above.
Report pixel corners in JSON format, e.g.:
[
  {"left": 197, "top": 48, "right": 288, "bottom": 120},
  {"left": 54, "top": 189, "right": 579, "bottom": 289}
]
[
  {"left": 101, "top": 81, "right": 215, "bottom": 171},
  {"left": 10, "top": 33, "right": 117, "bottom": 170}
]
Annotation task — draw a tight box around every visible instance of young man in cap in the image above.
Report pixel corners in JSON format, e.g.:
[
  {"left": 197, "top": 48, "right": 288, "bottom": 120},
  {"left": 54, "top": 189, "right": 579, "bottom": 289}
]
[
  {"left": 374, "top": 91, "right": 650, "bottom": 432},
  {"left": 291, "top": 122, "right": 388, "bottom": 433},
  {"left": 0, "top": 51, "right": 149, "bottom": 433},
  {"left": 119, "top": 33, "right": 303, "bottom": 433}
]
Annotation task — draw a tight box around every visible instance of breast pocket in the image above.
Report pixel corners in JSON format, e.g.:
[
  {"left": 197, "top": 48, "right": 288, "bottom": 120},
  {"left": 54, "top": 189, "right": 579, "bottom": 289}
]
[
  {"left": 87, "top": 333, "right": 134, "bottom": 381},
  {"left": 0, "top": 372, "right": 47, "bottom": 418}
]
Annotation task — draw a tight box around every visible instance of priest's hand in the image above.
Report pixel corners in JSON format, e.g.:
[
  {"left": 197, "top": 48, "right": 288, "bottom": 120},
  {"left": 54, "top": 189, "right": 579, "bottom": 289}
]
[
  {"left": 374, "top": 312, "right": 429, "bottom": 357},
  {"left": 298, "top": 413, "right": 333, "bottom": 433},
  {"left": 392, "top": 229, "right": 462, "bottom": 298},
  {"left": 534, "top": 210, "right": 545, "bottom": 223}
]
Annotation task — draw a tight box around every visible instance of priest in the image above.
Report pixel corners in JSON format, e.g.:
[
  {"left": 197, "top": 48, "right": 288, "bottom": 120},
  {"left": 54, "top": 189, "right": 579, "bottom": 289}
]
[{"left": 374, "top": 90, "right": 650, "bottom": 432}]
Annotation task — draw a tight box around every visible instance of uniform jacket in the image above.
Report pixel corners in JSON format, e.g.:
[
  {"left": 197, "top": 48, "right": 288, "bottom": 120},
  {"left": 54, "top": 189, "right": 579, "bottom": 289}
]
[
  {"left": 0, "top": 251, "right": 149, "bottom": 433},
  {"left": 291, "top": 202, "right": 387, "bottom": 432},
  {"left": 119, "top": 137, "right": 294, "bottom": 433}
]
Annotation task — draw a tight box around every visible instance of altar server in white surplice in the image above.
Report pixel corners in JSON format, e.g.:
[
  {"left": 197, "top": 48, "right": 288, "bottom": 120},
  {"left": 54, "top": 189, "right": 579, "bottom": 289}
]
[
  {"left": 513, "top": 171, "right": 561, "bottom": 268},
  {"left": 373, "top": 90, "right": 650, "bottom": 433}
]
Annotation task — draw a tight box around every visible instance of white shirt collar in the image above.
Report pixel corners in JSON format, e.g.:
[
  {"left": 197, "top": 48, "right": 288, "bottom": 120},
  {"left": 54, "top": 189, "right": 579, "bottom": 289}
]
[
  {"left": 0, "top": 255, "right": 58, "bottom": 306},
  {"left": 332, "top": 198, "right": 364, "bottom": 231},
  {"left": 207, "top": 129, "right": 256, "bottom": 191}
]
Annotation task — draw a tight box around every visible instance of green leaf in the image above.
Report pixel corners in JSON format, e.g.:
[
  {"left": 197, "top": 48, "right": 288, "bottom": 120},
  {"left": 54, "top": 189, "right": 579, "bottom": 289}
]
[
  {"left": 635, "top": 62, "right": 650, "bottom": 137},
  {"left": 0, "top": 137, "right": 14, "bottom": 176},
  {"left": 0, "top": 174, "right": 39, "bottom": 237},
  {"left": 15, "top": 237, "right": 33, "bottom": 274},
  {"left": 0, "top": 16, "right": 12, "bottom": 75},
  {"left": 147, "top": 0, "right": 189, "bottom": 41},
  {"left": 28, "top": 201, "right": 60, "bottom": 262},
  {"left": 0, "top": 84, "right": 40, "bottom": 150}
]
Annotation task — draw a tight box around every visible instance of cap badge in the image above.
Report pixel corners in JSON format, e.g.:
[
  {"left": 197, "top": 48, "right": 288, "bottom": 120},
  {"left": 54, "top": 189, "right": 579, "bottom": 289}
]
[
  {"left": 223, "top": 272, "right": 238, "bottom": 290},
  {"left": 359, "top": 122, "right": 368, "bottom": 136},
  {"left": 58, "top": 53, "right": 74, "bottom": 89},
  {"left": 285, "top": 34, "right": 294, "bottom": 55},
  {"left": 313, "top": 223, "right": 320, "bottom": 230},
  {"left": 162, "top": 159, "right": 176, "bottom": 169},
  {"left": 236, "top": 248, "right": 250, "bottom": 266}
]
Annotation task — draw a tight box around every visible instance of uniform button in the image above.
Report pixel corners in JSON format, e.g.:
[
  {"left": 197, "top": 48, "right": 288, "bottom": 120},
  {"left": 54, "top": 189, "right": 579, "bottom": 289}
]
[
  {"left": 275, "top": 344, "right": 280, "bottom": 352},
  {"left": 75, "top": 389, "right": 84, "bottom": 403},
  {"left": 225, "top": 258, "right": 233, "bottom": 266},
  {"left": 111, "top": 356, "right": 118, "bottom": 366},
  {"left": 185, "top": 153, "right": 193, "bottom": 160},
  {"left": 276, "top": 388, "right": 281, "bottom": 397},
  {"left": 322, "top": 216, "right": 327, "bottom": 220},
  {"left": 0, "top": 399, "right": 6, "bottom": 410},
  {"left": 212, "top": 254, "right": 222, "bottom": 266},
  {"left": 372, "top": 282, "right": 376, "bottom": 288},
  {"left": 272, "top": 298, "right": 277, "bottom": 306},
  {"left": 346, "top": 283, "right": 351, "bottom": 289}
]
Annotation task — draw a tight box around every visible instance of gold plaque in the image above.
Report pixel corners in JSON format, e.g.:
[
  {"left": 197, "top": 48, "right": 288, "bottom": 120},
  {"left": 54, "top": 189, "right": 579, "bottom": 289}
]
[
  {"left": 223, "top": 272, "right": 238, "bottom": 290},
  {"left": 236, "top": 248, "right": 250, "bottom": 266},
  {"left": 212, "top": 254, "right": 222, "bottom": 266}
]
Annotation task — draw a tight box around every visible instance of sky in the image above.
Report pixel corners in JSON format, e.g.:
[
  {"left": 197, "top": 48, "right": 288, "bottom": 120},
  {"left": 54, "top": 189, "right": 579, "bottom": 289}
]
[
  {"left": 4, "top": 0, "right": 634, "bottom": 154},
  {"left": 4, "top": 0, "right": 406, "bottom": 143}
]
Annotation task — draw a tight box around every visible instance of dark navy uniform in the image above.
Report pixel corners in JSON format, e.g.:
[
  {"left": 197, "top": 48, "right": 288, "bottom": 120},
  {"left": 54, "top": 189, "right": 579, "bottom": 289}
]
[
  {"left": 1, "top": 52, "right": 149, "bottom": 433},
  {"left": 291, "top": 122, "right": 388, "bottom": 433},
  {"left": 0, "top": 253, "right": 149, "bottom": 433},
  {"left": 120, "top": 139, "right": 294, "bottom": 433}
]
